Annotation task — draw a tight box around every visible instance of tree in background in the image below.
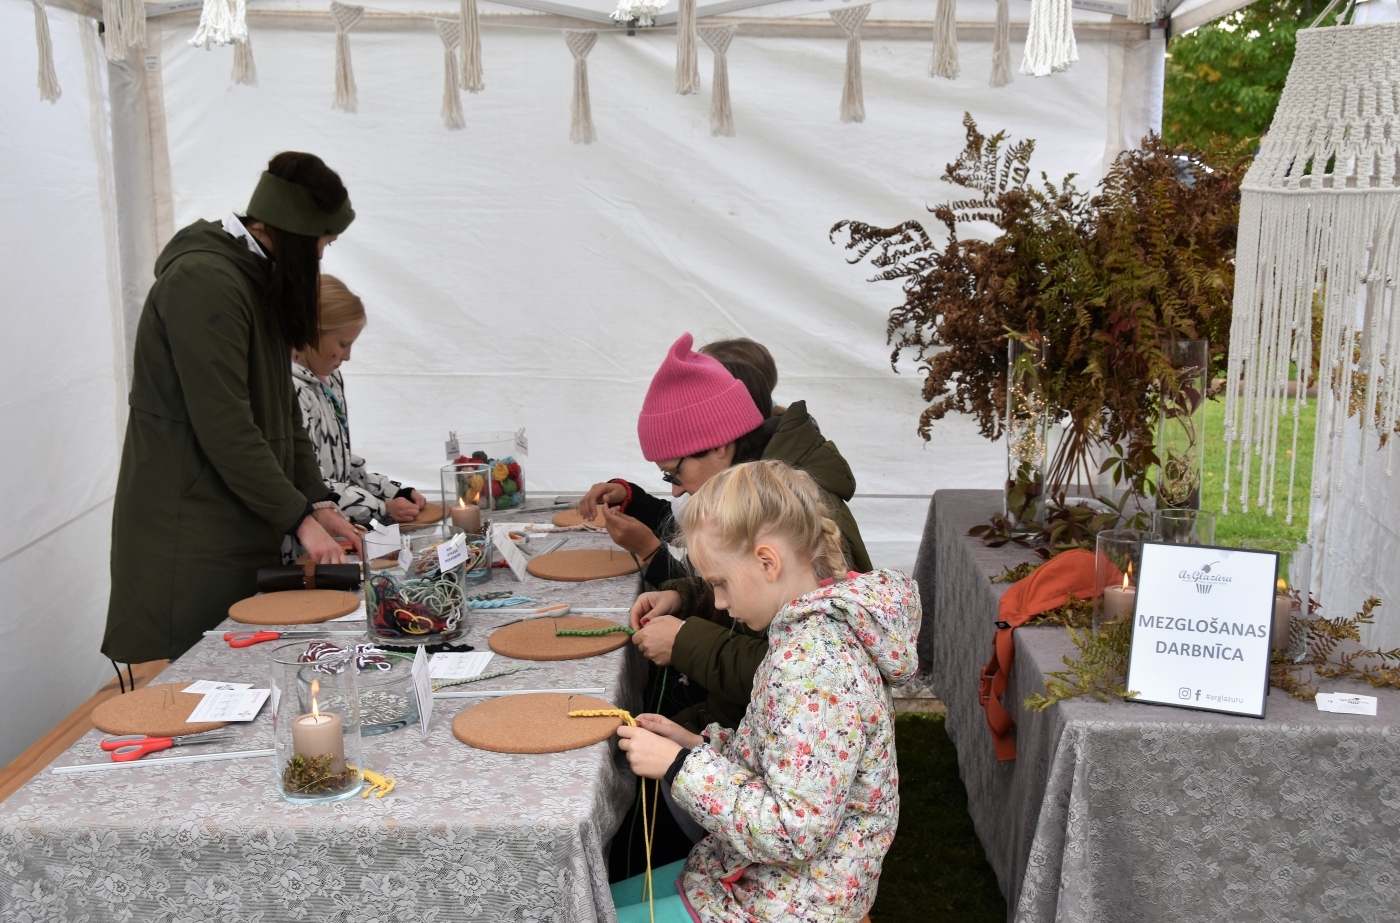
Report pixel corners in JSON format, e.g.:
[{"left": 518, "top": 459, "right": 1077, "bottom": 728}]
[{"left": 1162, "top": 0, "right": 1340, "bottom": 152}]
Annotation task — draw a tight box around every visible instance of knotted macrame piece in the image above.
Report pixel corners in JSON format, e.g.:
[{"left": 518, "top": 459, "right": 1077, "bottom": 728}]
[
  {"left": 103, "top": 0, "right": 148, "bottom": 60},
  {"left": 123, "top": 0, "right": 147, "bottom": 50},
  {"left": 460, "top": 0, "right": 484, "bottom": 93},
  {"left": 1223, "top": 22, "right": 1400, "bottom": 560},
  {"left": 1127, "top": 0, "right": 1161, "bottom": 23},
  {"left": 990, "top": 0, "right": 1012, "bottom": 87},
  {"left": 232, "top": 35, "right": 257, "bottom": 85},
  {"left": 190, "top": 0, "right": 247, "bottom": 50},
  {"left": 929, "top": 0, "right": 959, "bottom": 80},
  {"left": 32, "top": 0, "right": 61, "bottom": 103},
  {"left": 564, "top": 30, "right": 598, "bottom": 144},
  {"left": 676, "top": 0, "right": 700, "bottom": 94},
  {"left": 699, "top": 22, "right": 737, "bottom": 137},
  {"left": 1021, "top": 0, "right": 1077, "bottom": 77},
  {"left": 829, "top": 4, "right": 870, "bottom": 124},
  {"left": 436, "top": 18, "right": 466, "bottom": 130},
  {"left": 330, "top": 2, "right": 365, "bottom": 112}
]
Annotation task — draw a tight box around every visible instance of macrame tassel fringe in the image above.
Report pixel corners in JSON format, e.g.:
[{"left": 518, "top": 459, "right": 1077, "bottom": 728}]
[
  {"left": 830, "top": 4, "right": 870, "bottom": 124},
  {"left": 675, "top": 0, "right": 700, "bottom": 95},
  {"left": 1021, "top": 0, "right": 1078, "bottom": 77},
  {"left": 122, "top": 0, "right": 146, "bottom": 50},
  {"left": 102, "top": 0, "right": 126, "bottom": 60},
  {"left": 460, "top": 0, "right": 484, "bottom": 92},
  {"left": 929, "top": 0, "right": 959, "bottom": 80},
  {"left": 32, "top": 0, "right": 61, "bottom": 103},
  {"left": 330, "top": 2, "right": 365, "bottom": 113},
  {"left": 436, "top": 18, "right": 466, "bottom": 129},
  {"left": 1127, "top": 0, "right": 1160, "bottom": 23},
  {"left": 190, "top": 0, "right": 247, "bottom": 49},
  {"left": 232, "top": 36, "right": 257, "bottom": 85},
  {"left": 564, "top": 30, "right": 598, "bottom": 144},
  {"left": 699, "top": 23, "right": 736, "bottom": 137},
  {"left": 990, "top": 0, "right": 1012, "bottom": 87}
]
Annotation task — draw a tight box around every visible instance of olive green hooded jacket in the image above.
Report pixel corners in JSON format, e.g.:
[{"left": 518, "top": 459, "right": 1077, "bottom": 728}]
[
  {"left": 102, "top": 220, "right": 330, "bottom": 663},
  {"left": 665, "top": 401, "right": 871, "bottom": 731}
]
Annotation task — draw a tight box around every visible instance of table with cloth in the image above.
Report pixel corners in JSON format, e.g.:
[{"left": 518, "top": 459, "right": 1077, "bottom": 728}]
[
  {"left": 0, "top": 517, "right": 647, "bottom": 923},
  {"left": 914, "top": 489, "right": 1400, "bottom": 923}
]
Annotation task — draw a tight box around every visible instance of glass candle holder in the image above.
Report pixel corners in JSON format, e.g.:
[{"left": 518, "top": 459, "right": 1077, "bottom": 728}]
[
  {"left": 1004, "top": 338, "right": 1048, "bottom": 533},
  {"left": 456, "top": 431, "right": 526, "bottom": 511},
  {"left": 1094, "top": 529, "right": 1159, "bottom": 630},
  {"left": 1157, "top": 339, "right": 1208, "bottom": 510},
  {"left": 441, "top": 461, "right": 491, "bottom": 536},
  {"left": 1152, "top": 508, "right": 1216, "bottom": 545},
  {"left": 270, "top": 640, "right": 364, "bottom": 803},
  {"left": 363, "top": 531, "right": 471, "bottom": 645},
  {"left": 1241, "top": 538, "right": 1311, "bottom": 661},
  {"left": 355, "top": 648, "right": 419, "bottom": 736}
]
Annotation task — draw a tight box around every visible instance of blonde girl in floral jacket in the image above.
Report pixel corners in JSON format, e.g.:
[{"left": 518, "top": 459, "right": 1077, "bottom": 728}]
[
  {"left": 612, "top": 459, "right": 920, "bottom": 923},
  {"left": 291, "top": 275, "right": 425, "bottom": 527}
]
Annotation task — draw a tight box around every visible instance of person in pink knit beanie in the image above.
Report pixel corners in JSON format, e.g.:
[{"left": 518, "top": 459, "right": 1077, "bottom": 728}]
[{"left": 577, "top": 332, "right": 871, "bottom": 736}]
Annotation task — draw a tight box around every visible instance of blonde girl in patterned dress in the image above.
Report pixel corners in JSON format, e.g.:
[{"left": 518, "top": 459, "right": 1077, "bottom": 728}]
[
  {"left": 612, "top": 459, "right": 920, "bottom": 922},
  {"left": 291, "top": 275, "right": 426, "bottom": 526}
]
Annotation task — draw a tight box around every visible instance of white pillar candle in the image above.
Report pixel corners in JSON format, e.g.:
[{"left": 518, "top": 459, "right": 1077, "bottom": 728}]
[
  {"left": 1101, "top": 584, "right": 1137, "bottom": 625},
  {"left": 451, "top": 502, "right": 481, "bottom": 533},
  {"left": 292, "top": 712, "right": 345, "bottom": 774}
]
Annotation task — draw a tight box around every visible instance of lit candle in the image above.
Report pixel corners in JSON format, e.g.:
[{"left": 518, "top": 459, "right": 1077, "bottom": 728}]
[
  {"left": 450, "top": 500, "right": 481, "bottom": 533},
  {"left": 291, "top": 679, "right": 344, "bottom": 773},
  {"left": 1272, "top": 580, "right": 1294, "bottom": 653},
  {"left": 1101, "top": 573, "right": 1137, "bottom": 626}
]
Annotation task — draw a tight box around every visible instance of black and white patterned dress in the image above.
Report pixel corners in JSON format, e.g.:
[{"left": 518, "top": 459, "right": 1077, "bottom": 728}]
[{"left": 292, "top": 362, "right": 408, "bottom": 526}]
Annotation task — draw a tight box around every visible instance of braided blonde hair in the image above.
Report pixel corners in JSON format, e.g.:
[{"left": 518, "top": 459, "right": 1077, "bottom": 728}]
[{"left": 679, "top": 459, "right": 849, "bottom": 580}]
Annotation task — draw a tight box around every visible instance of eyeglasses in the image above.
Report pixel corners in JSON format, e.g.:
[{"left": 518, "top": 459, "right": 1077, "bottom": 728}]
[{"left": 660, "top": 457, "right": 687, "bottom": 486}]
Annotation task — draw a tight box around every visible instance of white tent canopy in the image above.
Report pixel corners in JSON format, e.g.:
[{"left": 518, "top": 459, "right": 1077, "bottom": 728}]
[{"left": 3, "top": 0, "right": 1165, "bottom": 765}]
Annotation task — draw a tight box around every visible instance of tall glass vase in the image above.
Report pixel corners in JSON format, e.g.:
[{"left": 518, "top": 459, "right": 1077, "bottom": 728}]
[
  {"left": 1005, "top": 338, "right": 1049, "bottom": 532},
  {"left": 1157, "top": 339, "right": 1208, "bottom": 510}
]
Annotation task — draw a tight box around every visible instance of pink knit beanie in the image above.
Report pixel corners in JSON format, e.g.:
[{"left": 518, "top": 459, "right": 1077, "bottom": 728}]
[{"left": 637, "top": 333, "right": 765, "bottom": 462}]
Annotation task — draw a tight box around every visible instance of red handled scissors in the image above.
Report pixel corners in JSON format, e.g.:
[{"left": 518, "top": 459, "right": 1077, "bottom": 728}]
[
  {"left": 224, "top": 630, "right": 332, "bottom": 648},
  {"left": 100, "top": 730, "right": 240, "bottom": 762}
]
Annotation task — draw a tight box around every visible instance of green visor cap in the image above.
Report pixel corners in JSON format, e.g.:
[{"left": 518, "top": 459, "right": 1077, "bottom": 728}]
[{"left": 245, "top": 172, "right": 355, "bottom": 237}]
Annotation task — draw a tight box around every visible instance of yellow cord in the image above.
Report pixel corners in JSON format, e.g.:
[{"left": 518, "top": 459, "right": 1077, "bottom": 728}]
[{"left": 569, "top": 708, "right": 654, "bottom": 923}]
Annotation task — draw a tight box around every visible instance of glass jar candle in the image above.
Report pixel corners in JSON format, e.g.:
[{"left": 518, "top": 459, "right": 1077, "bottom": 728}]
[{"left": 270, "top": 640, "right": 365, "bottom": 803}]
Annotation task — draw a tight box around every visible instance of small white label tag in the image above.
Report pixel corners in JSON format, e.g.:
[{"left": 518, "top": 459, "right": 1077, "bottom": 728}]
[
  {"left": 1316, "top": 692, "right": 1378, "bottom": 716},
  {"left": 514, "top": 427, "right": 528, "bottom": 457},
  {"left": 363, "top": 521, "right": 402, "bottom": 563},
  {"left": 412, "top": 647, "right": 433, "bottom": 737},
  {"left": 437, "top": 532, "right": 469, "bottom": 572},
  {"left": 446, "top": 430, "right": 460, "bottom": 460},
  {"left": 183, "top": 681, "right": 252, "bottom": 695}
]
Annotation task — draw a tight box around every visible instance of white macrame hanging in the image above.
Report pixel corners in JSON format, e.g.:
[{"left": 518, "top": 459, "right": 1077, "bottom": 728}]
[
  {"left": 699, "top": 22, "right": 736, "bottom": 137},
  {"left": 929, "top": 0, "right": 959, "bottom": 81},
  {"left": 123, "top": 0, "right": 147, "bottom": 50},
  {"left": 190, "top": 0, "right": 246, "bottom": 49},
  {"left": 32, "top": 0, "right": 61, "bottom": 103},
  {"left": 102, "top": 0, "right": 148, "bottom": 60},
  {"left": 1127, "top": 0, "right": 1161, "bottom": 23},
  {"left": 460, "top": 0, "right": 484, "bottom": 93},
  {"left": 990, "top": 0, "right": 1012, "bottom": 88},
  {"left": 1222, "top": 21, "right": 1400, "bottom": 564},
  {"left": 330, "top": 2, "right": 365, "bottom": 112},
  {"left": 564, "top": 30, "right": 598, "bottom": 144},
  {"left": 1021, "top": 0, "right": 1077, "bottom": 77},
  {"left": 830, "top": 4, "right": 870, "bottom": 124},
  {"left": 232, "top": 35, "right": 257, "bottom": 85},
  {"left": 676, "top": 0, "right": 701, "bottom": 94},
  {"left": 436, "top": 18, "right": 466, "bottom": 130}
]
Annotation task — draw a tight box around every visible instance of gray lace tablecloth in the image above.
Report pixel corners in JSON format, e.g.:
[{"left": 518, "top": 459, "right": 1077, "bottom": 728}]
[
  {"left": 924, "top": 490, "right": 1400, "bottom": 923},
  {"left": 0, "top": 517, "right": 647, "bottom": 923}
]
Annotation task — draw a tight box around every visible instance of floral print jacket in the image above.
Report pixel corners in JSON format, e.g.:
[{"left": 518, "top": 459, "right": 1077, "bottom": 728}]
[{"left": 671, "top": 569, "right": 920, "bottom": 922}]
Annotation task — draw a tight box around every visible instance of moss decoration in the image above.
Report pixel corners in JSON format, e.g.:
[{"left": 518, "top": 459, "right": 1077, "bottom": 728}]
[{"left": 281, "top": 753, "right": 360, "bottom": 796}]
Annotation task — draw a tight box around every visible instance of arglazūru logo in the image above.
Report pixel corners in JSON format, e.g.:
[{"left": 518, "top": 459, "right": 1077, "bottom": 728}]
[{"left": 1178, "top": 560, "right": 1229, "bottom": 594}]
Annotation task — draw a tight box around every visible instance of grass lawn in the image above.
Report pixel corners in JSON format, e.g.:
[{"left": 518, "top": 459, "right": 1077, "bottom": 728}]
[
  {"left": 873, "top": 714, "right": 1005, "bottom": 923},
  {"left": 1200, "top": 395, "right": 1315, "bottom": 546}
]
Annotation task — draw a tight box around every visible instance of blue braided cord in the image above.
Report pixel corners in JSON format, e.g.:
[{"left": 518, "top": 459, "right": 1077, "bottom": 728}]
[{"left": 465, "top": 597, "right": 540, "bottom": 609}]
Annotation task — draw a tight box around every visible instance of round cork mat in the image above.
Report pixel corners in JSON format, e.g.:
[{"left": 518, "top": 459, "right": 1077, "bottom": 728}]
[
  {"left": 452, "top": 693, "right": 624, "bottom": 754},
  {"left": 229, "top": 589, "right": 361, "bottom": 625},
  {"left": 552, "top": 508, "right": 606, "bottom": 528},
  {"left": 526, "top": 548, "right": 639, "bottom": 582},
  {"left": 400, "top": 502, "right": 445, "bottom": 531},
  {"left": 91, "top": 683, "right": 228, "bottom": 737},
  {"left": 489, "top": 616, "right": 632, "bottom": 661}
]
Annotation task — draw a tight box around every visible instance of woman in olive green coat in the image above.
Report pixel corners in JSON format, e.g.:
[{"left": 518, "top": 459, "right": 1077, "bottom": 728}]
[{"left": 103, "top": 153, "right": 364, "bottom": 664}]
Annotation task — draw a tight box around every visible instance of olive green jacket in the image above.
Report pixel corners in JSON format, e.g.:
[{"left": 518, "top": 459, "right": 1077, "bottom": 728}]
[
  {"left": 102, "top": 220, "right": 330, "bottom": 663},
  {"left": 666, "top": 401, "right": 872, "bottom": 731}
]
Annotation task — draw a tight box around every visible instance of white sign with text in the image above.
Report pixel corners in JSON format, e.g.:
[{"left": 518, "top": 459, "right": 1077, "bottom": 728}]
[{"left": 1126, "top": 543, "right": 1279, "bottom": 718}]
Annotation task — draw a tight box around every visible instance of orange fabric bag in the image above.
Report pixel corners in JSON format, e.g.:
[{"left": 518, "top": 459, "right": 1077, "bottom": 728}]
[{"left": 978, "top": 549, "right": 1097, "bottom": 761}]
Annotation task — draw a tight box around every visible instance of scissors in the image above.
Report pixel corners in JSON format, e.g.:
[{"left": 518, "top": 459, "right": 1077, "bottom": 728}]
[
  {"left": 99, "top": 729, "right": 240, "bottom": 762},
  {"left": 224, "top": 630, "right": 337, "bottom": 648}
]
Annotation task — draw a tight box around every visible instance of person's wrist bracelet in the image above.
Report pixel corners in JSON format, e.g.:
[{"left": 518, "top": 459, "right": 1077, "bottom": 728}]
[
  {"left": 607, "top": 478, "right": 633, "bottom": 512},
  {"left": 311, "top": 500, "right": 338, "bottom": 511}
]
